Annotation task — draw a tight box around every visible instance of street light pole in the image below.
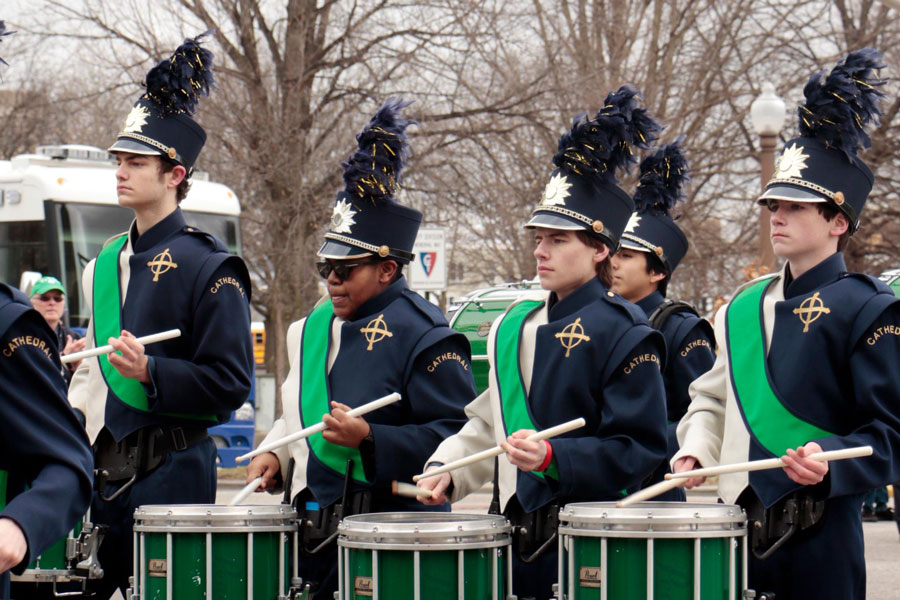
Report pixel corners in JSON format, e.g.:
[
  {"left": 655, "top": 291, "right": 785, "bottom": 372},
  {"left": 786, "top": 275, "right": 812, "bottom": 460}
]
[{"left": 750, "top": 82, "right": 786, "bottom": 273}]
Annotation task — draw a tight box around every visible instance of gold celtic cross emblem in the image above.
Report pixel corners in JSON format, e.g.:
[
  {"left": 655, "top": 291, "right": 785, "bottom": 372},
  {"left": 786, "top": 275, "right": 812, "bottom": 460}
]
[
  {"left": 792, "top": 292, "right": 831, "bottom": 333},
  {"left": 555, "top": 317, "right": 591, "bottom": 358},
  {"left": 360, "top": 313, "right": 393, "bottom": 351},
  {"left": 146, "top": 248, "right": 178, "bottom": 282}
]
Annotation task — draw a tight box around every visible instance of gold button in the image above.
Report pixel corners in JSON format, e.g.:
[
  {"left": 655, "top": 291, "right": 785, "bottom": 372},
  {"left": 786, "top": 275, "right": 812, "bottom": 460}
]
[
  {"left": 592, "top": 220, "right": 604, "bottom": 234},
  {"left": 167, "top": 147, "right": 177, "bottom": 159},
  {"left": 655, "top": 246, "right": 664, "bottom": 257},
  {"left": 378, "top": 245, "right": 390, "bottom": 258},
  {"left": 833, "top": 191, "right": 845, "bottom": 205}
]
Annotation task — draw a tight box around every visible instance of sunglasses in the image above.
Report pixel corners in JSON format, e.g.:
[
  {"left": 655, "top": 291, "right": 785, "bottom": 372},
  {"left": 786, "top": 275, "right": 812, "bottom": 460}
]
[
  {"left": 315, "top": 259, "right": 378, "bottom": 280},
  {"left": 37, "top": 294, "right": 64, "bottom": 303}
]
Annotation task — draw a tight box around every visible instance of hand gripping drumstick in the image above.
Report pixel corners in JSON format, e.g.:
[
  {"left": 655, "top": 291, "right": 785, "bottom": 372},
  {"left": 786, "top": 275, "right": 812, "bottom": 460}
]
[
  {"left": 61, "top": 329, "right": 181, "bottom": 364},
  {"left": 618, "top": 445, "right": 873, "bottom": 508},
  {"left": 412, "top": 417, "right": 587, "bottom": 482},
  {"left": 664, "top": 446, "right": 873, "bottom": 480},
  {"left": 229, "top": 477, "right": 263, "bottom": 506},
  {"left": 235, "top": 392, "right": 402, "bottom": 463}
]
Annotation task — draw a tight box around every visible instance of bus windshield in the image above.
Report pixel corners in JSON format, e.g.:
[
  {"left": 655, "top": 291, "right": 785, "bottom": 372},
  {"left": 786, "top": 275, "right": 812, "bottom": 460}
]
[{"left": 49, "top": 201, "right": 241, "bottom": 328}]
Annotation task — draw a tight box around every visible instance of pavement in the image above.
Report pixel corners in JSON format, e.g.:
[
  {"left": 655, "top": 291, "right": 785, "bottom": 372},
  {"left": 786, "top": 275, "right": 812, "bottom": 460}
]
[{"left": 105, "top": 481, "right": 900, "bottom": 599}]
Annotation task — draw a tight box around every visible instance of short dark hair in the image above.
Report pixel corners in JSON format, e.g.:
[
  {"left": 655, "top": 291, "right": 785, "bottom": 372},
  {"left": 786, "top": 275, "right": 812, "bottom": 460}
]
[
  {"left": 574, "top": 231, "right": 612, "bottom": 287},
  {"left": 815, "top": 203, "right": 852, "bottom": 251},
  {"left": 644, "top": 252, "right": 670, "bottom": 297},
  {"left": 157, "top": 156, "right": 191, "bottom": 203}
]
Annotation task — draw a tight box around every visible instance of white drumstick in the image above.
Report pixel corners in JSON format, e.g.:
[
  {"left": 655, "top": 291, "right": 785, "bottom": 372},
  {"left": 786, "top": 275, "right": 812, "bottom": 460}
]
[
  {"left": 229, "top": 477, "right": 263, "bottom": 506},
  {"left": 61, "top": 329, "right": 182, "bottom": 364},
  {"left": 235, "top": 392, "right": 402, "bottom": 463},
  {"left": 617, "top": 479, "right": 682, "bottom": 507},
  {"left": 392, "top": 481, "right": 433, "bottom": 499},
  {"left": 412, "top": 417, "right": 587, "bottom": 482},
  {"left": 664, "top": 446, "right": 873, "bottom": 480}
]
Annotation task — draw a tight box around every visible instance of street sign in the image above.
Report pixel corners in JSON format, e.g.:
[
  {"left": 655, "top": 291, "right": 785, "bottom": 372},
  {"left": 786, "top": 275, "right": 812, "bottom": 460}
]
[{"left": 409, "top": 227, "right": 446, "bottom": 291}]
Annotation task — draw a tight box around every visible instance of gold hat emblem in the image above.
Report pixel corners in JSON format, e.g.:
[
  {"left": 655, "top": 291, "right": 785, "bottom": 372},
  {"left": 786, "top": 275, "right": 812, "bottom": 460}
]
[
  {"left": 592, "top": 220, "right": 604, "bottom": 234},
  {"left": 773, "top": 144, "right": 809, "bottom": 180},
  {"left": 833, "top": 191, "right": 845, "bottom": 205},
  {"left": 541, "top": 173, "right": 572, "bottom": 207},
  {"left": 378, "top": 245, "right": 390, "bottom": 258},
  {"left": 792, "top": 292, "right": 831, "bottom": 333},
  {"left": 360, "top": 313, "right": 393, "bottom": 351},
  {"left": 147, "top": 248, "right": 178, "bottom": 282},
  {"left": 123, "top": 105, "right": 151, "bottom": 134},
  {"left": 555, "top": 317, "right": 591, "bottom": 358}
]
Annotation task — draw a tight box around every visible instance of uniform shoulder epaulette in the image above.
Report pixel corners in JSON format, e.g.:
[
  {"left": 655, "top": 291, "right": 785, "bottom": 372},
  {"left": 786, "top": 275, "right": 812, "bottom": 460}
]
[
  {"left": 401, "top": 289, "right": 447, "bottom": 326},
  {"left": 842, "top": 272, "right": 895, "bottom": 296},
  {"left": 181, "top": 226, "right": 229, "bottom": 253},
  {"left": 601, "top": 289, "right": 649, "bottom": 325}
]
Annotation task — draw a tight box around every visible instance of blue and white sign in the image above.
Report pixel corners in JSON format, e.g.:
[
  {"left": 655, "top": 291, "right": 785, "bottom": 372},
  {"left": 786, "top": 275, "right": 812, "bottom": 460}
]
[{"left": 409, "top": 227, "right": 446, "bottom": 291}]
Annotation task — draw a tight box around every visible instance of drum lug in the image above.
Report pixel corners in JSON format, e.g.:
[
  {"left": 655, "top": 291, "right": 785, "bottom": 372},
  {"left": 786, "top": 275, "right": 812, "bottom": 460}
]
[
  {"left": 286, "top": 579, "right": 311, "bottom": 600},
  {"left": 73, "top": 522, "right": 107, "bottom": 580}
]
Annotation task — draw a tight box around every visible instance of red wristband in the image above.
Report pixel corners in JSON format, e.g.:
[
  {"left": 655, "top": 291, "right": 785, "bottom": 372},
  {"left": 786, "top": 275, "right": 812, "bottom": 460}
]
[{"left": 536, "top": 440, "right": 553, "bottom": 472}]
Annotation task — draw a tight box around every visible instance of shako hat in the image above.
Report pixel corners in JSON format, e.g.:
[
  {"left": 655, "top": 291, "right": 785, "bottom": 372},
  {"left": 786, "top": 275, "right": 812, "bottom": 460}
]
[
  {"left": 759, "top": 48, "right": 885, "bottom": 233},
  {"left": 108, "top": 34, "right": 215, "bottom": 171},
  {"left": 621, "top": 139, "right": 691, "bottom": 273},
  {"left": 526, "top": 85, "right": 661, "bottom": 251},
  {"left": 0, "top": 21, "right": 15, "bottom": 67},
  {"left": 318, "top": 98, "right": 420, "bottom": 264}
]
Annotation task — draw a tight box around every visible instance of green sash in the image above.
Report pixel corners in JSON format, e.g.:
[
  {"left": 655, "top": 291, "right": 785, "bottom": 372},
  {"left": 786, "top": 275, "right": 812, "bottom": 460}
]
[
  {"left": 299, "top": 300, "right": 368, "bottom": 483},
  {"left": 494, "top": 300, "right": 558, "bottom": 479},
  {"left": 0, "top": 469, "right": 6, "bottom": 511},
  {"left": 726, "top": 277, "right": 834, "bottom": 456},
  {"left": 93, "top": 236, "right": 214, "bottom": 421}
]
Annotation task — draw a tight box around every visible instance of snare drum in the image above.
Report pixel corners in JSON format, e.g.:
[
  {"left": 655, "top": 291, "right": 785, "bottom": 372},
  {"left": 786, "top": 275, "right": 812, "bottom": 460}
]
[
  {"left": 557, "top": 502, "right": 747, "bottom": 600},
  {"left": 337, "top": 512, "right": 513, "bottom": 600},
  {"left": 131, "top": 504, "right": 299, "bottom": 600}
]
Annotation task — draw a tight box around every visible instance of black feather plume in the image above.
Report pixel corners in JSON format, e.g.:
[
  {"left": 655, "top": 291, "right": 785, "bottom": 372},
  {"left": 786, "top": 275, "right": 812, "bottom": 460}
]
[
  {"left": 143, "top": 32, "right": 215, "bottom": 115},
  {"left": 633, "top": 138, "right": 690, "bottom": 215},
  {"left": 342, "top": 98, "right": 415, "bottom": 204},
  {"left": 0, "top": 21, "right": 16, "bottom": 67},
  {"left": 798, "top": 48, "right": 885, "bottom": 159},
  {"left": 553, "top": 85, "right": 661, "bottom": 184}
]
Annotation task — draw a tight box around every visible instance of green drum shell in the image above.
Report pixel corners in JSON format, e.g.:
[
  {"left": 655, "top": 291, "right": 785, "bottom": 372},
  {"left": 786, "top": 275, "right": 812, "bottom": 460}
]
[
  {"left": 558, "top": 502, "right": 747, "bottom": 600},
  {"left": 132, "top": 504, "right": 297, "bottom": 600},
  {"left": 337, "top": 512, "right": 511, "bottom": 600}
]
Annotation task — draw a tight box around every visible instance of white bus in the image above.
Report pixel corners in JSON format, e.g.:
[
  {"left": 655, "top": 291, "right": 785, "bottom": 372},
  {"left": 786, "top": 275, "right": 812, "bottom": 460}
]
[{"left": 0, "top": 144, "right": 242, "bottom": 328}]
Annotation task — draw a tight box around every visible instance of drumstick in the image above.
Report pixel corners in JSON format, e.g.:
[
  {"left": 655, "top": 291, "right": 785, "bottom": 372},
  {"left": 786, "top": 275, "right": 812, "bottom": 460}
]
[
  {"left": 617, "top": 479, "right": 682, "bottom": 507},
  {"left": 235, "top": 392, "right": 402, "bottom": 463},
  {"left": 61, "top": 329, "right": 181, "bottom": 364},
  {"left": 664, "top": 446, "right": 873, "bottom": 480},
  {"left": 229, "top": 477, "right": 263, "bottom": 506},
  {"left": 412, "top": 417, "right": 587, "bottom": 482},
  {"left": 392, "top": 481, "right": 433, "bottom": 499}
]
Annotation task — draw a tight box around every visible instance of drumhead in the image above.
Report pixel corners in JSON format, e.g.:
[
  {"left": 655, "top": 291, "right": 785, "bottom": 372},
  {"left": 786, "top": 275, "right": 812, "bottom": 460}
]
[
  {"left": 133, "top": 504, "right": 298, "bottom": 533},
  {"left": 558, "top": 502, "right": 746, "bottom": 539},
  {"left": 338, "top": 512, "right": 510, "bottom": 550}
]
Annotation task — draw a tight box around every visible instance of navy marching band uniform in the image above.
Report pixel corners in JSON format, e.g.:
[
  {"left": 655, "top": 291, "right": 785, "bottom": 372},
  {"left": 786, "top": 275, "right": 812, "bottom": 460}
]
[
  {"left": 0, "top": 284, "right": 93, "bottom": 598},
  {"left": 427, "top": 88, "right": 668, "bottom": 600},
  {"left": 675, "top": 50, "right": 900, "bottom": 599},
  {"left": 620, "top": 142, "right": 716, "bottom": 500},
  {"left": 257, "top": 100, "right": 473, "bottom": 598},
  {"left": 67, "top": 37, "right": 254, "bottom": 598}
]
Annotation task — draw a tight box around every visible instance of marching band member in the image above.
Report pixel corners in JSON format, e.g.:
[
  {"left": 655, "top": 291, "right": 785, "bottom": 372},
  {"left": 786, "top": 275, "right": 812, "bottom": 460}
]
[
  {"left": 417, "top": 87, "right": 669, "bottom": 600},
  {"left": 611, "top": 140, "right": 716, "bottom": 500},
  {"left": 246, "top": 100, "right": 474, "bottom": 599},
  {"left": 68, "top": 35, "right": 254, "bottom": 599},
  {"left": 673, "top": 49, "right": 900, "bottom": 599}
]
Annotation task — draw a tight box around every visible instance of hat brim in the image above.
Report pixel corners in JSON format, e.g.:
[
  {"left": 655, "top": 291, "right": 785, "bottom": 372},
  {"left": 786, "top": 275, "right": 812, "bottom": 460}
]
[
  {"left": 524, "top": 212, "right": 585, "bottom": 231},
  {"left": 31, "top": 284, "right": 66, "bottom": 296},
  {"left": 757, "top": 184, "right": 827, "bottom": 205},
  {"left": 108, "top": 138, "right": 163, "bottom": 156},
  {"left": 317, "top": 239, "right": 374, "bottom": 260},
  {"left": 619, "top": 239, "right": 650, "bottom": 253}
]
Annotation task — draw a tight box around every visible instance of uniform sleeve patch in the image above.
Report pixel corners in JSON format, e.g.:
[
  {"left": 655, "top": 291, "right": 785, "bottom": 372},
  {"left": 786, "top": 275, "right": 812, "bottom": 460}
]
[
  {"left": 2, "top": 334, "right": 53, "bottom": 361},
  {"left": 622, "top": 352, "right": 660, "bottom": 375},
  {"left": 426, "top": 351, "right": 470, "bottom": 373},
  {"left": 680, "top": 338, "right": 712, "bottom": 357},
  {"left": 209, "top": 276, "right": 246, "bottom": 297},
  {"left": 865, "top": 324, "right": 900, "bottom": 347}
]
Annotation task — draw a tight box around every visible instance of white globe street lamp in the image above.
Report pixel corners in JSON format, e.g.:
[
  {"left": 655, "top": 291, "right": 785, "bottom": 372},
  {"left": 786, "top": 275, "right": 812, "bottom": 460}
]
[{"left": 750, "top": 82, "right": 786, "bottom": 272}]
